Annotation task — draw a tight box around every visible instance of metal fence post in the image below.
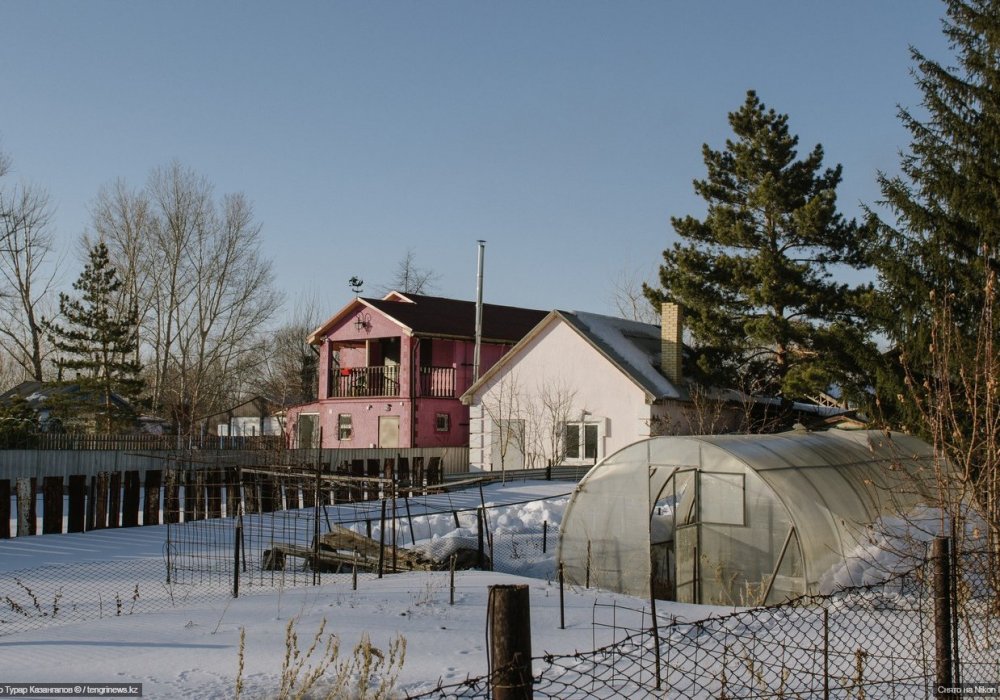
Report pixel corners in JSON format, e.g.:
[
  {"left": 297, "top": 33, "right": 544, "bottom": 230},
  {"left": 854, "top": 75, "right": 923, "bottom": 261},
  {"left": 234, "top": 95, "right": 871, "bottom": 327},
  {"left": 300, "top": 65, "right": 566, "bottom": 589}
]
[
  {"left": 477, "top": 508, "right": 485, "bottom": 569},
  {"left": 933, "top": 536, "right": 953, "bottom": 695},
  {"left": 650, "top": 569, "right": 662, "bottom": 691},
  {"left": 233, "top": 514, "right": 242, "bottom": 598},
  {"left": 559, "top": 562, "right": 565, "bottom": 630},
  {"left": 823, "top": 607, "right": 829, "bottom": 700}
]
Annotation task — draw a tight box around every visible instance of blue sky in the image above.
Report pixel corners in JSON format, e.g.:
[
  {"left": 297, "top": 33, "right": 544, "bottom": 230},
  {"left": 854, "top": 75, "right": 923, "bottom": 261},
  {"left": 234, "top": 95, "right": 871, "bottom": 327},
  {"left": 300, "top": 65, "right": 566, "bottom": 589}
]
[{"left": 1, "top": 1, "right": 949, "bottom": 322}]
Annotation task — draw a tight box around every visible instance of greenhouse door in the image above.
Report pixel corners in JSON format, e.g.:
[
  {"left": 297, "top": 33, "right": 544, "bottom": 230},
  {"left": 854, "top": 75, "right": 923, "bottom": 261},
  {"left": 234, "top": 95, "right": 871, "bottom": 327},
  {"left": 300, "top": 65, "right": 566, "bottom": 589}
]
[{"left": 652, "top": 469, "right": 698, "bottom": 604}]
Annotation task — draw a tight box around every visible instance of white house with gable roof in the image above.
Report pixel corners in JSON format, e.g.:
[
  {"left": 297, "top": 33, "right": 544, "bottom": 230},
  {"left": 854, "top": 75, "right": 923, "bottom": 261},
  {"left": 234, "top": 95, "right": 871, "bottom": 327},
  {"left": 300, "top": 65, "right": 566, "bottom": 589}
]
[{"left": 461, "top": 303, "right": 749, "bottom": 472}]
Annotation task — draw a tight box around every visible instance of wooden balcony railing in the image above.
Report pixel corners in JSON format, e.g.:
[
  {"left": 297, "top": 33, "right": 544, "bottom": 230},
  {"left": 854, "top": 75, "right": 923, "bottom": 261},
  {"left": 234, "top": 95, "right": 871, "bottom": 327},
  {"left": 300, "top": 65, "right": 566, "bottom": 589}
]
[
  {"left": 331, "top": 366, "right": 400, "bottom": 397},
  {"left": 328, "top": 365, "right": 456, "bottom": 398},
  {"left": 418, "top": 366, "right": 456, "bottom": 398}
]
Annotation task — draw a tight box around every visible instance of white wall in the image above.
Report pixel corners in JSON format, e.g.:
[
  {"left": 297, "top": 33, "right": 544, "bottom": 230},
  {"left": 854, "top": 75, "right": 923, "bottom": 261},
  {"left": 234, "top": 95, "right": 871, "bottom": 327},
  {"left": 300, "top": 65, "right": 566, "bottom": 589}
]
[{"left": 468, "top": 320, "right": 655, "bottom": 471}]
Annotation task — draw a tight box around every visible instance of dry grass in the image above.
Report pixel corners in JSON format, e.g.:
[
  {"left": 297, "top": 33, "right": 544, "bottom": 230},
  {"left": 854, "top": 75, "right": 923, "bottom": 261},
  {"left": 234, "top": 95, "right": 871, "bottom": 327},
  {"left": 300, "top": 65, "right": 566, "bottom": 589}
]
[{"left": 235, "top": 616, "right": 406, "bottom": 700}]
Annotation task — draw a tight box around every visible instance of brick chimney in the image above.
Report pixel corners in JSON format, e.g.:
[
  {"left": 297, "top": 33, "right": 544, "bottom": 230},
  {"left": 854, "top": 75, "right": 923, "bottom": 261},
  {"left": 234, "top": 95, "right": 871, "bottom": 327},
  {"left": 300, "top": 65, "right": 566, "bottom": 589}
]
[{"left": 660, "top": 302, "right": 683, "bottom": 385}]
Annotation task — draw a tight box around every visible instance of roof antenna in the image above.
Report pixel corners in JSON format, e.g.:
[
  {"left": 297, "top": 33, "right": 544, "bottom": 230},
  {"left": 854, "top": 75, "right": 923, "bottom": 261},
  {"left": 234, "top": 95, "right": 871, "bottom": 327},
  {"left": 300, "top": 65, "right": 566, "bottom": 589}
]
[{"left": 473, "top": 240, "right": 486, "bottom": 382}]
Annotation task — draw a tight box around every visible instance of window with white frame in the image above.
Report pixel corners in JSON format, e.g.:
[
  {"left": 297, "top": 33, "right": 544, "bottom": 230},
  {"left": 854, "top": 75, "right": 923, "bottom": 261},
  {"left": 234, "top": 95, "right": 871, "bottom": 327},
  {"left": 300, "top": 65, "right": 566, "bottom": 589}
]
[
  {"left": 563, "top": 421, "right": 601, "bottom": 463},
  {"left": 338, "top": 413, "right": 353, "bottom": 440}
]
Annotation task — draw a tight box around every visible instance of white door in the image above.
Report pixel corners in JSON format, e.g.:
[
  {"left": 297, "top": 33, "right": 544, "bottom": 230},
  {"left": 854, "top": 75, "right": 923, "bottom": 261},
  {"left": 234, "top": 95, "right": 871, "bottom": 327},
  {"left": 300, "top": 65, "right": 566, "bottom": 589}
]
[{"left": 378, "top": 415, "right": 400, "bottom": 448}]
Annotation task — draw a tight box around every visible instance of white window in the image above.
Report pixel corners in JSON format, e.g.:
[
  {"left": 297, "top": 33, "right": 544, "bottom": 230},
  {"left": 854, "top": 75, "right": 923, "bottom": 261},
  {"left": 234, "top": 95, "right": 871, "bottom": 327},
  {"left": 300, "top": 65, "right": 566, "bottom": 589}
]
[
  {"left": 563, "top": 421, "right": 601, "bottom": 464},
  {"left": 338, "top": 413, "right": 353, "bottom": 440}
]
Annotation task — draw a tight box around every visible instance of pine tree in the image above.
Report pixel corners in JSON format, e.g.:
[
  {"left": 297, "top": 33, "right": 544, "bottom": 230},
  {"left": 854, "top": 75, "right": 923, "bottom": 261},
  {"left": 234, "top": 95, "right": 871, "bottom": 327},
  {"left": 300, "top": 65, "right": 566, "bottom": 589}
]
[
  {"left": 45, "top": 242, "right": 144, "bottom": 431},
  {"left": 644, "top": 91, "right": 877, "bottom": 406}
]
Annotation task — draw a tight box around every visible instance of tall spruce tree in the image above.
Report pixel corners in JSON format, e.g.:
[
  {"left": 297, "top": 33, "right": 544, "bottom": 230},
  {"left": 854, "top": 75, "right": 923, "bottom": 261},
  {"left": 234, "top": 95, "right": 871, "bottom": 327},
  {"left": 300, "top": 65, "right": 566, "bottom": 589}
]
[
  {"left": 46, "top": 242, "right": 144, "bottom": 431},
  {"left": 870, "top": 0, "right": 1000, "bottom": 542},
  {"left": 644, "top": 91, "right": 877, "bottom": 406},
  {"left": 871, "top": 0, "right": 1000, "bottom": 419}
]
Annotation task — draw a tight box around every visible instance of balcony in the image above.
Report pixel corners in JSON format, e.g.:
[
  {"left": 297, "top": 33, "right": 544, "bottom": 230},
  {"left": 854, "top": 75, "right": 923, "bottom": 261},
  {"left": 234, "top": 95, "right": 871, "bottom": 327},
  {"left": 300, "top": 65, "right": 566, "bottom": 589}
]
[
  {"left": 327, "top": 365, "right": 457, "bottom": 399},
  {"left": 331, "top": 366, "right": 400, "bottom": 398},
  {"left": 418, "top": 366, "right": 456, "bottom": 398}
]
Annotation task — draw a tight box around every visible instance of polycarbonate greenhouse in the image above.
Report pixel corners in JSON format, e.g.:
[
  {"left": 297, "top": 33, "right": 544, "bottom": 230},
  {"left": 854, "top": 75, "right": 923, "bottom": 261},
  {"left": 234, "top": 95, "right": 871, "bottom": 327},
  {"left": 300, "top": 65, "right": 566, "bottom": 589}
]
[{"left": 558, "top": 429, "right": 945, "bottom": 606}]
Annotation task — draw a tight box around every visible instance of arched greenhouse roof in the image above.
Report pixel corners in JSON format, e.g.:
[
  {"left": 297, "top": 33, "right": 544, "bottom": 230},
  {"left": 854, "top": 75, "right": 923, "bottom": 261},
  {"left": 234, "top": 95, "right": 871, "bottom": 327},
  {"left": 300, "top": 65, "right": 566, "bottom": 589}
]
[{"left": 559, "top": 429, "right": 946, "bottom": 603}]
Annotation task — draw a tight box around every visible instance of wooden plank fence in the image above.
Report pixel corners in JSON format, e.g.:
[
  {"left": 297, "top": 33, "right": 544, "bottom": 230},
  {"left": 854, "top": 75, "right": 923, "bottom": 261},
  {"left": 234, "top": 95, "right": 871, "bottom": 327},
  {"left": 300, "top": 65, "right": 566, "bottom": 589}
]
[{"left": 1, "top": 455, "right": 452, "bottom": 539}]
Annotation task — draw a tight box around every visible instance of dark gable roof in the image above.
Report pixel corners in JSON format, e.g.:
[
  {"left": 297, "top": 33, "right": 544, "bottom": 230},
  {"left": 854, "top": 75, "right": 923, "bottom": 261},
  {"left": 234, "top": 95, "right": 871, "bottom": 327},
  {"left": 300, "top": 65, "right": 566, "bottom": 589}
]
[{"left": 364, "top": 293, "right": 547, "bottom": 343}]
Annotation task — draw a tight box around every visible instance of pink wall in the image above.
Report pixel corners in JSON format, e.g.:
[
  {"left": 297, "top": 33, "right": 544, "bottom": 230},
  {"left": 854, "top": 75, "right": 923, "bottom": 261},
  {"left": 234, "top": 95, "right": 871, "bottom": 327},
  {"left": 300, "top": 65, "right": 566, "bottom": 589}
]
[{"left": 289, "top": 302, "right": 516, "bottom": 449}]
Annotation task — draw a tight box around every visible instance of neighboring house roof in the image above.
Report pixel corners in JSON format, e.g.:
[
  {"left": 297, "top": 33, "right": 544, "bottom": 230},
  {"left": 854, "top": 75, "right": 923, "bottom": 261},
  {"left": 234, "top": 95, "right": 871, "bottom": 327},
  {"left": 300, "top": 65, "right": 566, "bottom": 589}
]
[
  {"left": 307, "top": 291, "right": 548, "bottom": 345},
  {"left": 198, "top": 395, "right": 283, "bottom": 423},
  {"left": 0, "top": 380, "right": 134, "bottom": 412},
  {"left": 462, "top": 310, "right": 684, "bottom": 404}
]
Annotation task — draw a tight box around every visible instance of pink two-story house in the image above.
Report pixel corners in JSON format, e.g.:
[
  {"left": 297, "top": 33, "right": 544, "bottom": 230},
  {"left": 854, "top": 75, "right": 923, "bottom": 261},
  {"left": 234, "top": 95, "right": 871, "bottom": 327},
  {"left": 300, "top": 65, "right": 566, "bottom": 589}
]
[{"left": 286, "top": 292, "right": 547, "bottom": 449}]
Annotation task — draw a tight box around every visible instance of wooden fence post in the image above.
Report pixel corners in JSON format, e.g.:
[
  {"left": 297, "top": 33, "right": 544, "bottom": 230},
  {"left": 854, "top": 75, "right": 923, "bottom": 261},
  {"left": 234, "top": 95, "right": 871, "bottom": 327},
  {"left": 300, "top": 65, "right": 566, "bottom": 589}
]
[
  {"left": 86, "top": 475, "right": 96, "bottom": 530},
  {"left": 144, "top": 470, "right": 162, "bottom": 526},
  {"left": 93, "top": 473, "right": 109, "bottom": 530},
  {"left": 259, "top": 474, "right": 275, "bottom": 513},
  {"left": 67, "top": 475, "right": 86, "bottom": 533},
  {"left": 122, "top": 471, "right": 140, "bottom": 527},
  {"left": 0, "top": 479, "right": 10, "bottom": 538},
  {"left": 42, "top": 476, "right": 64, "bottom": 535},
  {"left": 182, "top": 470, "right": 196, "bottom": 521},
  {"left": 108, "top": 472, "right": 122, "bottom": 528},
  {"left": 489, "top": 584, "right": 533, "bottom": 700},
  {"left": 16, "top": 477, "right": 34, "bottom": 536},
  {"left": 206, "top": 468, "right": 222, "bottom": 519},
  {"left": 225, "top": 467, "right": 241, "bottom": 518},
  {"left": 193, "top": 469, "right": 206, "bottom": 520},
  {"left": 933, "top": 536, "right": 953, "bottom": 696},
  {"left": 164, "top": 469, "right": 179, "bottom": 524}
]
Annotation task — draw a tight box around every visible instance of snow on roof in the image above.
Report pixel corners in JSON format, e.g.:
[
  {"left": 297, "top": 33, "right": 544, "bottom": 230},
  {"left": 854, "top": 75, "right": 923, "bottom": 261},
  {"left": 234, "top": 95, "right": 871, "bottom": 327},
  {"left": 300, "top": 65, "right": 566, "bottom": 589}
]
[{"left": 558, "top": 310, "right": 683, "bottom": 401}]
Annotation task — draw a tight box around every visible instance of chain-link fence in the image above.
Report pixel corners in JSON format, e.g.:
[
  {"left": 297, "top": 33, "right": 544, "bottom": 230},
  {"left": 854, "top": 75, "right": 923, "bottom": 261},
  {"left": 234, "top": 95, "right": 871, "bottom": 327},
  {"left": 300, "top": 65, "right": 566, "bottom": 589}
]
[
  {"left": 2, "top": 464, "right": 570, "bottom": 636},
  {"left": 161, "top": 464, "right": 568, "bottom": 593},
  {"left": 405, "top": 548, "right": 1000, "bottom": 699},
  {"left": 5, "top": 461, "right": 1000, "bottom": 698}
]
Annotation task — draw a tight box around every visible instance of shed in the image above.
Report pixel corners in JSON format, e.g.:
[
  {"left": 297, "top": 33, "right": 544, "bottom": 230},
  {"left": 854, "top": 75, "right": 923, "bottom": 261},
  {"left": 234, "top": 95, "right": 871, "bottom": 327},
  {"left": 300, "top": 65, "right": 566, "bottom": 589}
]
[{"left": 557, "top": 429, "right": 945, "bottom": 606}]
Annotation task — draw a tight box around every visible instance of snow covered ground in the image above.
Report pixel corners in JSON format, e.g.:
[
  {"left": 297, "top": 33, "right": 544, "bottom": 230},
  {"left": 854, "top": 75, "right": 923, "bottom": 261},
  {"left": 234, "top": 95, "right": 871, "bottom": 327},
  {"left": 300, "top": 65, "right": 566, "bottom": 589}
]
[
  {"left": 2, "top": 478, "right": 984, "bottom": 698},
  {"left": 0, "top": 480, "right": 720, "bottom": 698}
]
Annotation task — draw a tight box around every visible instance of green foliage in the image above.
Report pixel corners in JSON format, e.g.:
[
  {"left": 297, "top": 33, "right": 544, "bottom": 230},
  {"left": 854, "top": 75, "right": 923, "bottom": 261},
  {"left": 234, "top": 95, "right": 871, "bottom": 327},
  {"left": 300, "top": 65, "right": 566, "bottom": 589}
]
[
  {"left": 869, "top": 0, "right": 1000, "bottom": 430},
  {"left": 0, "top": 395, "right": 37, "bottom": 447},
  {"left": 44, "top": 242, "right": 144, "bottom": 432},
  {"left": 645, "top": 90, "right": 878, "bottom": 404}
]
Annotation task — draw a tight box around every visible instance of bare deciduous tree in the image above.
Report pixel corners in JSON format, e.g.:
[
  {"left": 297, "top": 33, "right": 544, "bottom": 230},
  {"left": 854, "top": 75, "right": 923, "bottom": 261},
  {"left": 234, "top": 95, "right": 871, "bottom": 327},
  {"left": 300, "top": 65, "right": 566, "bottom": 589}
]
[
  {"left": 85, "top": 179, "right": 155, "bottom": 371},
  {"left": 480, "top": 371, "right": 524, "bottom": 480},
  {"left": 608, "top": 267, "right": 659, "bottom": 325},
  {"left": 85, "top": 161, "right": 279, "bottom": 432},
  {"left": 520, "top": 378, "right": 578, "bottom": 469},
  {"left": 0, "top": 156, "right": 60, "bottom": 382},
  {"left": 253, "top": 297, "right": 321, "bottom": 408},
  {"left": 378, "top": 248, "right": 441, "bottom": 295}
]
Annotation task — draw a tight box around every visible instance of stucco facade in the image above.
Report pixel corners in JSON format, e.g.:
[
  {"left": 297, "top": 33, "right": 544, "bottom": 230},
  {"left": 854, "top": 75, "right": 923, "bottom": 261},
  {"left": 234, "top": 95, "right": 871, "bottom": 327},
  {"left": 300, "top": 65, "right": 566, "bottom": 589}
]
[
  {"left": 463, "top": 309, "right": 706, "bottom": 472},
  {"left": 286, "top": 292, "right": 546, "bottom": 450}
]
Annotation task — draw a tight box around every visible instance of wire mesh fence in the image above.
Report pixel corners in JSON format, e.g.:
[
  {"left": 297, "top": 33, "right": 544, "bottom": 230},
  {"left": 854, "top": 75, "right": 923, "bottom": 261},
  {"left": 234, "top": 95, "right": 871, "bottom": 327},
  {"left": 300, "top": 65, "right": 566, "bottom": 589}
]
[
  {"left": 404, "top": 548, "right": 1000, "bottom": 699},
  {"left": 2, "top": 463, "right": 571, "bottom": 636},
  {"left": 1, "top": 558, "right": 232, "bottom": 636},
  {"left": 160, "top": 464, "right": 570, "bottom": 592},
  {"left": 5, "top": 460, "right": 1000, "bottom": 698}
]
